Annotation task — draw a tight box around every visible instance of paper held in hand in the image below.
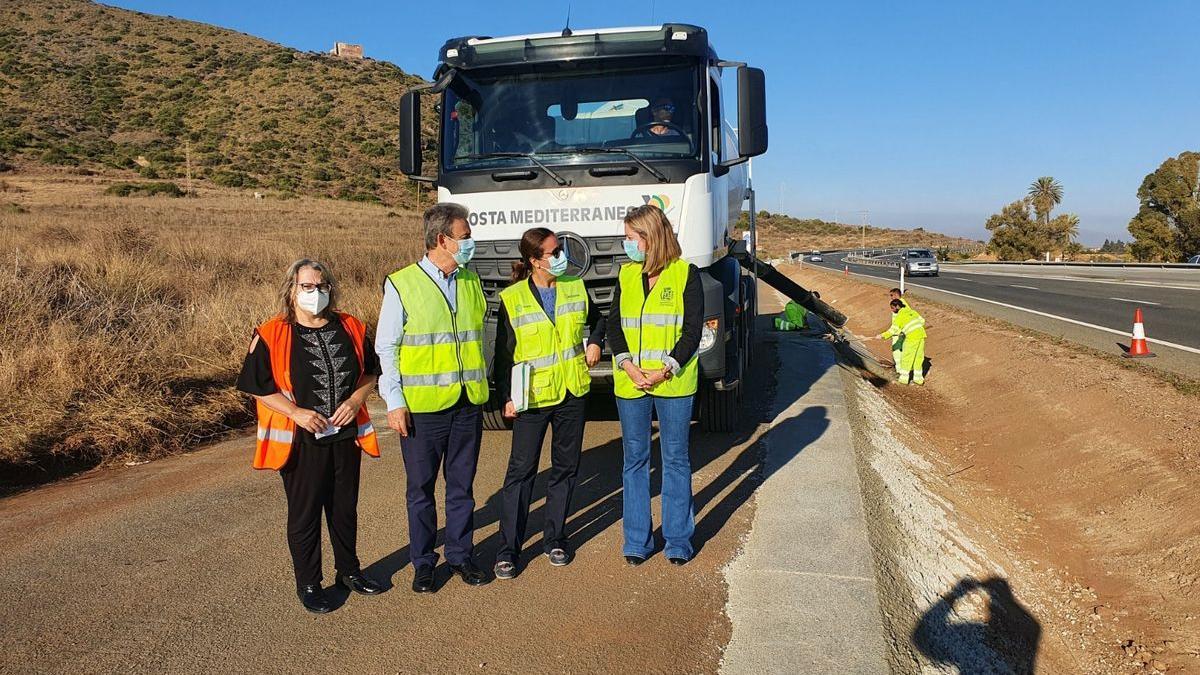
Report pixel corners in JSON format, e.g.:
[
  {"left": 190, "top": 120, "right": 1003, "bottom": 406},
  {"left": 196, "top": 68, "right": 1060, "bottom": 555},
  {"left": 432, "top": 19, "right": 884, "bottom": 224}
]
[{"left": 510, "top": 362, "right": 532, "bottom": 413}]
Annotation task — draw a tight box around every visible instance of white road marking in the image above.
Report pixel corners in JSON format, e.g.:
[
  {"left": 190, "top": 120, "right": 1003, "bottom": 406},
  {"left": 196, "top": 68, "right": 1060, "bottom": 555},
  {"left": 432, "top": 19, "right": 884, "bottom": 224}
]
[
  {"left": 946, "top": 267, "right": 1200, "bottom": 291},
  {"left": 1109, "top": 297, "right": 1161, "bottom": 306},
  {"left": 900, "top": 282, "right": 1200, "bottom": 355},
  {"left": 1010, "top": 284, "right": 1040, "bottom": 290}
]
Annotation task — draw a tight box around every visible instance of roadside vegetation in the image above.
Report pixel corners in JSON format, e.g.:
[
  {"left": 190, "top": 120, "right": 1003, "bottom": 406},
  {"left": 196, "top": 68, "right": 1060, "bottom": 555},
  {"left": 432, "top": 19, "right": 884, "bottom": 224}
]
[
  {"left": 743, "top": 211, "right": 983, "bottom": 257},
  {"left": 1126, "top": 150, "right": 1200, "bottom": 262},
  {"left": 0, "top": 174, "right": 422, "bottom": 488},
  {"left": 983, "top": 177, "right": 1083, "bottom": 261}
]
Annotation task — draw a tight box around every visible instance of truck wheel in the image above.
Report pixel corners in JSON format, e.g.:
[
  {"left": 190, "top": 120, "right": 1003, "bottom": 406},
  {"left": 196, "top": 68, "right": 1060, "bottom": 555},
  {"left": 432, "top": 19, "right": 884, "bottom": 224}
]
[
  {"left": 698, "top": 379, "right": 743, "bottom": 432},
  {"left": 482, "top": 394, "right": 512, "bottom": 431}
]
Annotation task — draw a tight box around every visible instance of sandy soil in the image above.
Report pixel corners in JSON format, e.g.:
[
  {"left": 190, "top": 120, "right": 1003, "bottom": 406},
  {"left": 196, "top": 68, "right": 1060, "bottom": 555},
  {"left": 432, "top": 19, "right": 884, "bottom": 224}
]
[{"left": 785, "top": 264, "right": 1199, "bottom": 673}]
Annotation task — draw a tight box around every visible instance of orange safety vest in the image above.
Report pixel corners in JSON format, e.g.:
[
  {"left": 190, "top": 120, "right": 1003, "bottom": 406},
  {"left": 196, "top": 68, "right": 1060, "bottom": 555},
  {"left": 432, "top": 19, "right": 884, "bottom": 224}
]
[{"left": 251, "top": 311, "right": 381, "bottom": 470}]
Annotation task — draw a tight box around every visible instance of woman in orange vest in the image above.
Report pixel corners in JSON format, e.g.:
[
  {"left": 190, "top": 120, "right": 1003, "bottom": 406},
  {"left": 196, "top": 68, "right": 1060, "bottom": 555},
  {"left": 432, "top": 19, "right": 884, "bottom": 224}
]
[{"left": 236, "top": 258, "right": 384, "bottom": 614}]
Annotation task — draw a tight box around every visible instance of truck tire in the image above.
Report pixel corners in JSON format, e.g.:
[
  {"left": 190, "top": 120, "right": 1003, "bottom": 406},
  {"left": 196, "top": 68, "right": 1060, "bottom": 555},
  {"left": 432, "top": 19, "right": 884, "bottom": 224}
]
[
  {"left": 482, "top": 394, "right": 512, "bottom": 431},
  {"left": 698, "top": 379, "right": 742, "bottom": 432}
]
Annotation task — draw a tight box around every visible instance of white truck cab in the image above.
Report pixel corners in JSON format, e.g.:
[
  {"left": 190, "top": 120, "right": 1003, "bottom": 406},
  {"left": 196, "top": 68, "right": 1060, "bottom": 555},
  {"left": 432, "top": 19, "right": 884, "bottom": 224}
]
[{"left": 398, "top": 24, "right": 769, "bottom": 430}]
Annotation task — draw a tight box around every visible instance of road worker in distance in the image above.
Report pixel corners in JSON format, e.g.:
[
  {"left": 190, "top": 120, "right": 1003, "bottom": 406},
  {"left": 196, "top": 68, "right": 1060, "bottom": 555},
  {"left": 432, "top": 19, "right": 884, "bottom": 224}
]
[
  {"left": 887, "top": 288, "right": 908, "bottom": 365},
  {"left": 876, "top": 298, "right": 927, "bottom": 385}
]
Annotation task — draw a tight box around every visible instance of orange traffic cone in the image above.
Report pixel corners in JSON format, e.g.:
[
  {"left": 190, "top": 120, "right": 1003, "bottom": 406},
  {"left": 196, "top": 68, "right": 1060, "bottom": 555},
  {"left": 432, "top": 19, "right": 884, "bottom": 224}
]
[
  {"left": 844, "top": 264, "right": 849, "bottom": 276},
  {"left": 1123, "top": 308, "right": 1155, "bottom": 358}
]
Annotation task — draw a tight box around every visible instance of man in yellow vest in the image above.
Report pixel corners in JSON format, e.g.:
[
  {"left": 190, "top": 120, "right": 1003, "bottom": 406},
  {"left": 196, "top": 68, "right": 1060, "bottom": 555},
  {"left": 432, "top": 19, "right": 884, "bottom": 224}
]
[
  {"left": 876, "top": 298, "right": 927, "bottom": 385},
  {"left": 888, "top": 288, "right": 909, "bottom": 366},
  {"left": 376, "top": 203, "right": 489, "bottom": 593}
]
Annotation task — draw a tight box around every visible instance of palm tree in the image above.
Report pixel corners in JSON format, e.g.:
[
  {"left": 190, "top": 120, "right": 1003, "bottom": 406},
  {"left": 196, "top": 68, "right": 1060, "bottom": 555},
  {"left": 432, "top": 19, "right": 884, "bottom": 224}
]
[
  {"left": 1027, "top": 176, "right": 1064, "bottom": 225},
  {"left": 1051, "top": 213, "right": 1080, "bottom": 248}
]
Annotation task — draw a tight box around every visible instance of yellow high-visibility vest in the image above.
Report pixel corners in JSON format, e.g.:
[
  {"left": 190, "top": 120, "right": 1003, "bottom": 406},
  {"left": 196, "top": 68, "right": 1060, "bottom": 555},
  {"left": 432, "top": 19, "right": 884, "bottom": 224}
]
[
  {"left": 499, "top": 276, "right": 590, "bottom": 409},
  {"left": 388, "top": 263, "right": 488, "bottom": 413},
  {"left": 613, "top": 258, "right": 698, "bottom": 399}
]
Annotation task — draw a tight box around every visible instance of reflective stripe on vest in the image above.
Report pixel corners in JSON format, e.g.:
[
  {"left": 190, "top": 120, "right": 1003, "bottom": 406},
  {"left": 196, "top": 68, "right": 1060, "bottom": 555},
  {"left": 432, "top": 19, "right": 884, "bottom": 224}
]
[
  {"left": 251, "top": 312, "right": 381, "bottom": 470},
  {"left": 612, "top": 258, "right": 699, "bottom": 399},
  {"left": 388, "top": 263, "right": 489, "bottom": 413},
  {"left": 499, "top": 275, "right": 590, "bottom": 409}
]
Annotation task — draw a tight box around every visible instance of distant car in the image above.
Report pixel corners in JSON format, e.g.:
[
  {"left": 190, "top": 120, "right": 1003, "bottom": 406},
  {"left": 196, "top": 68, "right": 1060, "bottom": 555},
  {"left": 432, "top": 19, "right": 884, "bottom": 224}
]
[
  {"left": 904, "top": 248, "right": 940, "bottom": 276},
  {"left": 1188, "top": 254, "right": 1200, "bottom": 265},
  {"left": 809, "top": 251, "right": 824, "bottom": 263}
]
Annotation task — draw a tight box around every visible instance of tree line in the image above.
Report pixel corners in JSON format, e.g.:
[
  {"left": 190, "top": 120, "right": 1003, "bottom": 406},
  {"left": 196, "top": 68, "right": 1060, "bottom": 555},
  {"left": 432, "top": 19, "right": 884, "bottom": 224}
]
[{"left": 984, "top": 151, "right": 1199, "bottom": 262}]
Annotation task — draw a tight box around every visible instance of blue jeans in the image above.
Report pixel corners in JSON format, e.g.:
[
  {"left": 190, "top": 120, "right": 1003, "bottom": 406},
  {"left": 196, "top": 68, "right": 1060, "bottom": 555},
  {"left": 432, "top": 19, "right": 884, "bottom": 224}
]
[{"left": 615, "top": 394, "right": 695, "bottom": 559}]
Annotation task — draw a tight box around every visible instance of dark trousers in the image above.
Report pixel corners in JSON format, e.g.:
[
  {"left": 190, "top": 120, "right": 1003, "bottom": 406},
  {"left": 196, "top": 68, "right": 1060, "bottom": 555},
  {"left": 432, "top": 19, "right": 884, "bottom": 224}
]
[
  {"left": 399, "top": 399, "right": 483, "bottom": 569},
  {"left": 279, "top": 435, "right": 362, "bottom": 587},
  {"left": 497, "top": 393, "right": 586, "bottom": 563}
]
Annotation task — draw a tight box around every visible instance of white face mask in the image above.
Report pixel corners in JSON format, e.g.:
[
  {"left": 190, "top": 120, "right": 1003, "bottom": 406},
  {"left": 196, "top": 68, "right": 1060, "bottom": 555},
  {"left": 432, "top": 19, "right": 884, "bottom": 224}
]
[{"left": 297, "top": 288, "right": 330, "bottom": 314}]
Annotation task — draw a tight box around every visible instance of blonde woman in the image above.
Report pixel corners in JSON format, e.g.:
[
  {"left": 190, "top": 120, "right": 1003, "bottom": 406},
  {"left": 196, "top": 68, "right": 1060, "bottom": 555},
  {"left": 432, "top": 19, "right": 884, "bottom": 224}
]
[
  {"left": 606, "top": 205, "right": 703, "bottom": 566},
  {"left": 237, "top": 259, "right": 384, "bottom": 613}
]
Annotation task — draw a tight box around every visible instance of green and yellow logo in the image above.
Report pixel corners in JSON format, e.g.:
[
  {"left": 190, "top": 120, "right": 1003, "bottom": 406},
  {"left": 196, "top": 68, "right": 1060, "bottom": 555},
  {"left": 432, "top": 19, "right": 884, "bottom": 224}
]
[{"left": 641, "top": 194, "right": 672, "bottom": 212}]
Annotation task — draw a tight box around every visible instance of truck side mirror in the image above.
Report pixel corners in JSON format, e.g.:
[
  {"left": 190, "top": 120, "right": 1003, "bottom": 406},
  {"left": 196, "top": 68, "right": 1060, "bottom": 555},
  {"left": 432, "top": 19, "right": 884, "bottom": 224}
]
[
  {"left": 398, "top": 90, "right": 423, "bottom": 176},
  {"left": 736, "top": 66, "right": 767, "bottom": 158}
]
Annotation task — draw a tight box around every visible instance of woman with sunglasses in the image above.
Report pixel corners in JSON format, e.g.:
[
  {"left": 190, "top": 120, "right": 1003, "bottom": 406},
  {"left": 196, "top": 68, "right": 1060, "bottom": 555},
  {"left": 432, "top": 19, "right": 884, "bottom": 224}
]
[
  {"left": 491, "top": 228, "right": 605, "bottom": 579},
  {"left": 236, "top": 258, "right": 385, "bottom": 613}
]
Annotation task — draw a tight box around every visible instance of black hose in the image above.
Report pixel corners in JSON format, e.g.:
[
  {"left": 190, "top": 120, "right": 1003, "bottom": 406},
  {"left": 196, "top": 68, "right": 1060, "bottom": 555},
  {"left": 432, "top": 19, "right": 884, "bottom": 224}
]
[{"left": 730, "top": 247, "right": 848, "bottom": 328}]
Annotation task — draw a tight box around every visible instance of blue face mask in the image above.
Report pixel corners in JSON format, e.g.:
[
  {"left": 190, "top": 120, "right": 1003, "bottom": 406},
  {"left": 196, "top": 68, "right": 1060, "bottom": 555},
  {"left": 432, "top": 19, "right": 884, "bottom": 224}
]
[
  {"left": 623, "top": 238, "right": 646, "bottom": 262},
  {"left": 451, "top": 237, "right": 475, "bottom": 265},
  {"left": 546, "top": 250, "right": 569, "bottom": 276}
]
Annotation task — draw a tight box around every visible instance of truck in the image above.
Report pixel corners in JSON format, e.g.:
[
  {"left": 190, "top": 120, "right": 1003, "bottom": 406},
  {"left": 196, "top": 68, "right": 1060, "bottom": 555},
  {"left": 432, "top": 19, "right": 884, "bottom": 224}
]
[{"left": 397, "top": 23, "right": 842, "bottom": 431}]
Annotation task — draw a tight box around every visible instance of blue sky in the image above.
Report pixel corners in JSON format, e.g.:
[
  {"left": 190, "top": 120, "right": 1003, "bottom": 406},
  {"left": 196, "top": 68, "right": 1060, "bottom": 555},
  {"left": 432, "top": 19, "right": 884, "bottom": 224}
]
[{"left": 109, "top": 1, "right": 1200, "bottom": 245}]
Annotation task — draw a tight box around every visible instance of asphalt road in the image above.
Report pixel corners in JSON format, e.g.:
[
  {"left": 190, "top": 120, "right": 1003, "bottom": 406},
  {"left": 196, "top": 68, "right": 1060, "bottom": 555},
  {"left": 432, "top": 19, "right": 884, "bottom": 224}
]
[
  {"left": 0, "top": 307, "right": 800, "bottom": 673},
  {"left": 805, "top": 253, "right": 1200, "bottom": 378}
]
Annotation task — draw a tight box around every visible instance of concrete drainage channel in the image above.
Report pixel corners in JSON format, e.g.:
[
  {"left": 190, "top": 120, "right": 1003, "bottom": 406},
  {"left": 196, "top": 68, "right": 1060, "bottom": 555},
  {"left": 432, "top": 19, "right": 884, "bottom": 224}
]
[
  {"left": 828, "top": 328, "right": 1038, "bottom": 673},
  {"left": 726, "top": 306, "right": 1028, "bottom": 673}
]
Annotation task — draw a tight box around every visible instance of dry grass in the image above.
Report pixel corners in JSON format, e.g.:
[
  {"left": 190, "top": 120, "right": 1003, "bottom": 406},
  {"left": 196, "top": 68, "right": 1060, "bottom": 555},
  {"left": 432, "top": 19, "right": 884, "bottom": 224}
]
[{"left": 0, "top": 172, "right": 423, "bottom": 485}]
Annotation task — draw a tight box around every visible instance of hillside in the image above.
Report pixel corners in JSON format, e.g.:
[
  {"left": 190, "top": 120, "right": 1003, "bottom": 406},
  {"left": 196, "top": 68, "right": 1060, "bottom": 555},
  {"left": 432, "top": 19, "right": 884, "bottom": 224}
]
[
  {"left": 0, "top": 0, "right": 431, "bottom": 206},
  {"left": 741, "top": 211, "right": 984, "bottom": 257}
]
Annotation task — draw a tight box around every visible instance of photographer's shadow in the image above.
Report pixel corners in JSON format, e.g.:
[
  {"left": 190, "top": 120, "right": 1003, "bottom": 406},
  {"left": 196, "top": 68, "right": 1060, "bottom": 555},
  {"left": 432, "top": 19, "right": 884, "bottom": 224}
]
[{"left": 913, "top": 576, "right": 1041, "bottom": 674}]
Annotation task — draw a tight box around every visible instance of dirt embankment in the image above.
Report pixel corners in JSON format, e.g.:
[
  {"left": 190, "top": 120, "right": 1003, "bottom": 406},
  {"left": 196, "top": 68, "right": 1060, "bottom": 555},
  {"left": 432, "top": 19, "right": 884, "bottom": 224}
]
[{"left": 784, "top": 265, "right": 1198, "bottom": 673}]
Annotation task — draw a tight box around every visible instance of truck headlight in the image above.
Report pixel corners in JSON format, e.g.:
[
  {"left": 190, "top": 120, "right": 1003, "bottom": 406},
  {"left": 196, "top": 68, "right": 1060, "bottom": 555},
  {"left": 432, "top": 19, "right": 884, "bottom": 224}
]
[{"left": 699, "top": 318, "right": 719, "bottom": 352}]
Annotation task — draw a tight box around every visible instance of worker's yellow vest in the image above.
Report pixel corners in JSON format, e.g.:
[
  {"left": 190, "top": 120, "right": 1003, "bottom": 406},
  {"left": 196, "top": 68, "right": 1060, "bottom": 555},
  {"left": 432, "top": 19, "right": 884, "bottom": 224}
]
[
  {"left": 885, "top": 306, "right": 926, "bottom": 341},
  {"left": 499, "top": 276, "right": 590, "bottom": 409},
  {"left": 613, "top": 258, "right": 699, "bottom": 399},
  {"left": 388, "top": 263, "right": 489, "bottom": 413}
]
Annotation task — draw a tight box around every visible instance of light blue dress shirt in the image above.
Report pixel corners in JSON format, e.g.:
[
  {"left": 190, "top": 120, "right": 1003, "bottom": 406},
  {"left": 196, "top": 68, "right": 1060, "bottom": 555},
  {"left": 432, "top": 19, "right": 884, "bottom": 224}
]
[{"left": 375, "top": 255, "right": 459, "bottom": 411}]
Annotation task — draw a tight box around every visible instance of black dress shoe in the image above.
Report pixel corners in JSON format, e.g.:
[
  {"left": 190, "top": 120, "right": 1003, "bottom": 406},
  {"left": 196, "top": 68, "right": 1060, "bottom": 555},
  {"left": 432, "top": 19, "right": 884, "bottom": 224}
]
[
  {"left": 297, "top": 584, "right": 334, "bottom": 614},
  {"left": 337, "top": 571, "right": 384, "bottom": 595},
  {"left": 624, "top": 555, "right": 647, "bottom": 566},
  {"left": 411, "top": 565, "right": 436, "bottom": 593},
  {"left": 448, "top": 560, "right": 488, "bottom": 585},
  {"left": 667, "top": 556, "right": 689, "bottom": 566}
]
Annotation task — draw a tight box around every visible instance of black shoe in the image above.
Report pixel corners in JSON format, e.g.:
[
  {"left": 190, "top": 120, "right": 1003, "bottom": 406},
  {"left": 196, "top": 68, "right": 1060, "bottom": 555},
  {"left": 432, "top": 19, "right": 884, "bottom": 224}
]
[
  {"left": 337, "top": 571, "right": 384, "bottom": 595},
  {"left": 297, "top": 584, "right": 334, "bottom": 614},
  {"left": 448, "top": 560, "right": 488, "bottom": 585},
  {"left": 411, "top": 565, "right": 436, "bottom": 593},
  {"left": 624, "top": 555, "right": 647, "bottom": 566},
  {"left": 667, "top": 556, "right": 689, "bottom": 566}
]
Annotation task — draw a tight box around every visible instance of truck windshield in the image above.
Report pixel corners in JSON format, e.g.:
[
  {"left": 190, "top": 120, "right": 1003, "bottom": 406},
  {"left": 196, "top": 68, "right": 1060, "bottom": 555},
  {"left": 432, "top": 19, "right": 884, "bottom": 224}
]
[{"left": 442, "top": 59, "right": 700, "bottom": 171}]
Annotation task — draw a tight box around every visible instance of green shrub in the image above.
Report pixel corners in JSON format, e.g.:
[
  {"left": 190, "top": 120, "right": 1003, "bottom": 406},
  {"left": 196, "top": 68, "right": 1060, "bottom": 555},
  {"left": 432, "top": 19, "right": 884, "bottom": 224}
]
[{"left": 104, "top": 181, "right": 185, "bottom": 197}]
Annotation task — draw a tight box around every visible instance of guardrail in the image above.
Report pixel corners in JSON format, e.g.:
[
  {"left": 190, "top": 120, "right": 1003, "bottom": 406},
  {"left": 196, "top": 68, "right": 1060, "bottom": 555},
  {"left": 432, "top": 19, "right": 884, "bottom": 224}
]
[{"left": 944, "top": 260, "right": 1198, "bottom": 270}]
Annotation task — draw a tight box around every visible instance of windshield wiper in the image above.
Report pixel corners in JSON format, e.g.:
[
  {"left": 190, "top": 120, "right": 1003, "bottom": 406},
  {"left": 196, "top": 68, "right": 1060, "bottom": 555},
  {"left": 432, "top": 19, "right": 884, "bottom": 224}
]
[
  {"left": 458, "top": 152, "right": 569, "bottom": 186},
  {"left": 570, "top": 147, "right": 669, "bottom": 183}
]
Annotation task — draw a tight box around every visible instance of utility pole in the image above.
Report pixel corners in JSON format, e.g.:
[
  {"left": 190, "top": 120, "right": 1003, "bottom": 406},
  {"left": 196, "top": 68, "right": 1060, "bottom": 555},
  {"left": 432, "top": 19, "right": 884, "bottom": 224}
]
[
  {"left": 858, "top": 209, "right": 869, "bottom": 252},
  {"left": 184, "top": 140, "right": 192, "bottom": 196}
]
